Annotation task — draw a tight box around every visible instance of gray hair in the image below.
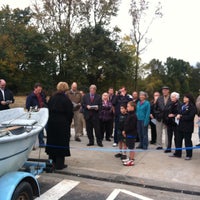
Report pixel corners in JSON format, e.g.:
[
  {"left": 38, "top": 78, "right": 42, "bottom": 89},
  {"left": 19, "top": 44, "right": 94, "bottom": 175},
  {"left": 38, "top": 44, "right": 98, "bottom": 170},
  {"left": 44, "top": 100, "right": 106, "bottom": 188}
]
[
  {"left": 89, "top": 84, "right": 97, "bottom": 90},
  {"left": 139, "top": 91, "right": 148, "bottom": 98},
  {"left": 170, "top": 92, "right": 180, "bottom": 100}
]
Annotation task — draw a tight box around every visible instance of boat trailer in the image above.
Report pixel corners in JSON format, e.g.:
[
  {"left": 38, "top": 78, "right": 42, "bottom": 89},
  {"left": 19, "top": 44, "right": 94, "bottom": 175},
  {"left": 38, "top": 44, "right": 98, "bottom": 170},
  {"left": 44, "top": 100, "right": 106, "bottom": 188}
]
[{"left": 0, "top": 158, "right": 54, "bottom": 200}]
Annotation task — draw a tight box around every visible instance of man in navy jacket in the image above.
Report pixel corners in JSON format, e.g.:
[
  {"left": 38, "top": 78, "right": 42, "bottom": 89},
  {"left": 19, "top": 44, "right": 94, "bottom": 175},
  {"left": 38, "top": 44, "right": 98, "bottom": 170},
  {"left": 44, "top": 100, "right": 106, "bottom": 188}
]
[{"left": 26, "top": 83, "right": 47, "bottom": 147}]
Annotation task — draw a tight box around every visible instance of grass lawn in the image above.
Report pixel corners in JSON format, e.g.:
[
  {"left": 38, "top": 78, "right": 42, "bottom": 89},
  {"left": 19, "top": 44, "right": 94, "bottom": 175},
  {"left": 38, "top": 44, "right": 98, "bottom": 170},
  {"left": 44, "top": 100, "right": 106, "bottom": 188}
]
[{"left": 10, "top": 96, "right": 26, "bottom": 108}]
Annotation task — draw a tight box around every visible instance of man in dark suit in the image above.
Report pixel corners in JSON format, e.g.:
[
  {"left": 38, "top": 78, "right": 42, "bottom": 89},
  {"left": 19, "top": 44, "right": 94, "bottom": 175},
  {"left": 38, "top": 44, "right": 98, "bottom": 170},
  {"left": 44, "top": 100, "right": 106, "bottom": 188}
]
[
  {"left": 154, "top": 86, "right": 171, "bottom": 150},
  {"left": 82, "top": 84, "right": 103, "bottom": 147},
  {"left": 0, "top": 79, "right": 14, "bottom": 110}
]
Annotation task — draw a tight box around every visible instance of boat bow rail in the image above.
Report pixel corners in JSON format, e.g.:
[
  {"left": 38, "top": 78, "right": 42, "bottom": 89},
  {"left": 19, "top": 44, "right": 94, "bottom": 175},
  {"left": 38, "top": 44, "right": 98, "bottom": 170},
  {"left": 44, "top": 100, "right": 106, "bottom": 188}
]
[
  {"left": 0, "top": 107, "right": 48, "bottom": 128},
  {"left": 0, "top": 107, "right": 49, "bottom": 177}
]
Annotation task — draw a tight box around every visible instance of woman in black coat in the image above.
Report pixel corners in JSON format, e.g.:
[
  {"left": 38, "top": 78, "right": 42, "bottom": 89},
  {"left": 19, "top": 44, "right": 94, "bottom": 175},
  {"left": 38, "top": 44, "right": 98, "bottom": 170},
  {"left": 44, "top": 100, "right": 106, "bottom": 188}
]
[
  {"left": 165, "top": 92, "right": 181, "bottom": 153},
  {"left": 46, "top": 82, "right": 73, "bottom": 169},
  {"left": 171, "top": 93, "right": 197, "bottom": 160},
  {"left": 149, "top": 91, "right": 160, "bottom": 144}
]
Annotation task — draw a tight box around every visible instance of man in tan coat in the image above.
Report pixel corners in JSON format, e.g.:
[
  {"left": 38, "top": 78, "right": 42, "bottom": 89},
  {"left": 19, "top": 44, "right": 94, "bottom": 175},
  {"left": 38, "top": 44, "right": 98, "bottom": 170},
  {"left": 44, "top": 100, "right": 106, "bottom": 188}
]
[{"left": 67, "top": 82, "right": 82, "bottom": 142}]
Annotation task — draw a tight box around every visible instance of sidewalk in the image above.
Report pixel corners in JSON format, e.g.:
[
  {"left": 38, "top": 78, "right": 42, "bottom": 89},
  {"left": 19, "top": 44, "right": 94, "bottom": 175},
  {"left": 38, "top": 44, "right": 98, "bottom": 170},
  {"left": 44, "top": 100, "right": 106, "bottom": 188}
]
[{"left": 30, "top": 125, "right": 200, "bottom": 194}]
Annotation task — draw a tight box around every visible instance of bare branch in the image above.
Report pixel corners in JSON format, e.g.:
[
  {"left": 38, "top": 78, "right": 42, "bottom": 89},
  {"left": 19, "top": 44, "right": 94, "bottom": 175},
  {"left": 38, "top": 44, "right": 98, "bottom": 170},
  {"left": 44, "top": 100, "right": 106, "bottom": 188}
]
[{"left": 129, "top": 0, "right": 162, "bottom": 89}]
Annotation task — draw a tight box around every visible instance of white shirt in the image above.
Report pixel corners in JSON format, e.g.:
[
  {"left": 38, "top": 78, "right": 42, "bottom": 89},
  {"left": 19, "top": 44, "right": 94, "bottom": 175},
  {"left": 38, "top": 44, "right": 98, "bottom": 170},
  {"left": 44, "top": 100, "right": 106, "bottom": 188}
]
[{"left": 0, "top": 89, "right": 5, "bottom": 101}]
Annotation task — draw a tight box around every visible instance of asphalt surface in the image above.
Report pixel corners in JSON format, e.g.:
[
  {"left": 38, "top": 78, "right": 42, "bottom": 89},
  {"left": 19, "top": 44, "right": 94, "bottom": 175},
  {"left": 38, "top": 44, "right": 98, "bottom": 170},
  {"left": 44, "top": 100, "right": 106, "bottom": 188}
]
[
  {"left": 30, "top": 124, "right": 200, "bottom": 195},
  {"left": 37, "top": 173, "right": 200, "bottom": 200}
]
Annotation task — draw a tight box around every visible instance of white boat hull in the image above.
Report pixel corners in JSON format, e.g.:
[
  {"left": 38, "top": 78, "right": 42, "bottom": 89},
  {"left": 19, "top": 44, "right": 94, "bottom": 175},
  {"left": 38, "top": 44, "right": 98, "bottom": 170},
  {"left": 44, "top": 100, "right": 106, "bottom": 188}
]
[{"left": 0, "top": 108, "right": 48, "bottom": 177}]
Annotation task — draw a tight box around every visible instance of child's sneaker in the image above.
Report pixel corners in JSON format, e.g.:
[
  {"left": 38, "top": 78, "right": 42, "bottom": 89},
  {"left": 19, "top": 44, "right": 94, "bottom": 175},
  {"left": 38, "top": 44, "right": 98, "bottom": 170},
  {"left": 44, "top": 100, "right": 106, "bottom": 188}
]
[
  {"left": 123, "top": 160, "right": 134, "bottom": 166},
  {"left": 112, "top": 143, "right": 118, "bottom": 147},
  {"left": 121, "top": 154, "right": 127, "bottom": 160},
  {"left": 114, "top": 153, "right": 122, "bottom": 158},
  {"left": 122, "top": 158, "right": 129, "bottom": 163}
]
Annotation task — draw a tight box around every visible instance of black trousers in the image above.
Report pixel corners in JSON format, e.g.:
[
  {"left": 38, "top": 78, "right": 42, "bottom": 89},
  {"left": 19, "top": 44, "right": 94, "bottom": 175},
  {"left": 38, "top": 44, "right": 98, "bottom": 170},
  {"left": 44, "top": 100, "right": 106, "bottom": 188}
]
[
  {"left": 86, "top": 118, "right": 102, "bottom": 144},
  {"left": 167, "top": 125, "right": 178, "bottom": 149},
  {"left": 114, "top": 115, "right": 119, "bottom": 144},
  {"left": 150, "top": 121, "right": 157, "bottom": 143},
  {"left": 49, "top": 155, "right": 65, "bottom": 170},
  {"left": 99, "top": 119, "right": 113, "bottom": 140},
  {"left": 175, "top": 131, "right": 193, "bottom": 157}
]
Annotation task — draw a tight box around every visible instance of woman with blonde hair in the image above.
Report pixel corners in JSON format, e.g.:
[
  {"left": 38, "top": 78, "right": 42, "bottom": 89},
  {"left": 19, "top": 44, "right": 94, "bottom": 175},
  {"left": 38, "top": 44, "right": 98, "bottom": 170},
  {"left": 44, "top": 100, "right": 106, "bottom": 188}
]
[{"left": 46, "top": 82, "right": 73, "bottom": 170}]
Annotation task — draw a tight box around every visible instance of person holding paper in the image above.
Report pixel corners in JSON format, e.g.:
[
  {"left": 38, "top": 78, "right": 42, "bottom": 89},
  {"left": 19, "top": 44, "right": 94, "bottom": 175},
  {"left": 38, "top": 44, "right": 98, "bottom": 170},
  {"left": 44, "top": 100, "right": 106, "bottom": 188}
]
[
  {"left": 170, "top": 94, "right": 197, "bottom": 160},
  {"left": 0, "top": 79, "right": 14, "bottom": 110},
  {"left": 164, "top": 92, "right": 181, "bottom": 153},
  {"left": 66, "top": 82, "right": 82, "bottom": 142},
  {"left": 82, "top": 84, "right": 103, "bottom": 147},
  {"left": 149, "top": 91, "right": 160, "bottom": 144}
]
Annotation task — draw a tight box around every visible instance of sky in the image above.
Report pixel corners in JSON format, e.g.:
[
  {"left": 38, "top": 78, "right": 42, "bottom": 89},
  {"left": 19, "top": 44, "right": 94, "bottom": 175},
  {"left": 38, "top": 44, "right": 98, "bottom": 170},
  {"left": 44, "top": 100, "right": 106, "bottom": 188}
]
[{"left": 0, "top": 0, "right": 200, "bottom": 66}]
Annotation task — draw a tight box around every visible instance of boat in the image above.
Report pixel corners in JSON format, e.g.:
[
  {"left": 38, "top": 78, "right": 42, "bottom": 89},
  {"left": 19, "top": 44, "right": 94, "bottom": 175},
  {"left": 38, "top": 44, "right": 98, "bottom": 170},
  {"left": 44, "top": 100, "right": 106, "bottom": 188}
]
[{"left": 0, "top": 107, "right": 48, "bottom": 177}]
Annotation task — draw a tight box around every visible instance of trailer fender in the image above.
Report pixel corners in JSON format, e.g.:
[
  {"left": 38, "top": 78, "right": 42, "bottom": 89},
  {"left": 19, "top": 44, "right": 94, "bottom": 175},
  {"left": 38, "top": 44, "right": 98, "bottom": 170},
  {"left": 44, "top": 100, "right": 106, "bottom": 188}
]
[{"left": 0, "top": 171, "right": 40, "bottom": 200}]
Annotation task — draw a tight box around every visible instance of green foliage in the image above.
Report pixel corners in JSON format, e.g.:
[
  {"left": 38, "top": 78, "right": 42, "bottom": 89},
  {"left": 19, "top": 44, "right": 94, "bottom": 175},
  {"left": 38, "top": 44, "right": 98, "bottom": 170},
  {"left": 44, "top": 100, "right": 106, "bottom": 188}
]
[
  {"left": 0, "top": 6, "right": 56, "bottom": 93},
  {"left": 164, "top": 57, "right": 191, "bottom": 94},
  {"left": 71, "top": 25, "right": 132, "bottom": 92},
  {"left": 189, "top": 63, "right": 200, "bottom": 97},
  {"left": 0, "top": 2, "right": 199, "bottom": 97},
  {"left": 144, "top": 57, "right": 199, "bottom": 98},
  {"left": 80, "top": 0, "right": 120, "bottom": 26}
]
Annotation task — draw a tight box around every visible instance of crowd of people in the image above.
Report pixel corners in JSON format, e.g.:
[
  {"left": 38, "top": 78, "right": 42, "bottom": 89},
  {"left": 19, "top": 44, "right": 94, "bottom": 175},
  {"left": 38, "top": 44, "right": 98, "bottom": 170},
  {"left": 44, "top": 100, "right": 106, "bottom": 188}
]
[{"left": 1, "top": 78, "right": 200, "bottom": 169}]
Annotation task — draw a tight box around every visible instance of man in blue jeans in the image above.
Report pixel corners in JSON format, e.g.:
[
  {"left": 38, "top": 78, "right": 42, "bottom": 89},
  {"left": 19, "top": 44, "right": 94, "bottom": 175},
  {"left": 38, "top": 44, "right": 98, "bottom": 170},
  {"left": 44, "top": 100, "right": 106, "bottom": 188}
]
[{"left": 26, "top": 83, "right": 47, "bottom": 147}]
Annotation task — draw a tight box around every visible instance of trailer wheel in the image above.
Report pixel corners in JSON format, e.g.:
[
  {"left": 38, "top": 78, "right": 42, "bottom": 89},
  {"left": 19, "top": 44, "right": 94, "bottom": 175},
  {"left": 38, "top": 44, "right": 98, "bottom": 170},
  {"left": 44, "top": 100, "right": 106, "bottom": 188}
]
[{"left": 12, "top": 181, "right": 33, "bottom": 200}]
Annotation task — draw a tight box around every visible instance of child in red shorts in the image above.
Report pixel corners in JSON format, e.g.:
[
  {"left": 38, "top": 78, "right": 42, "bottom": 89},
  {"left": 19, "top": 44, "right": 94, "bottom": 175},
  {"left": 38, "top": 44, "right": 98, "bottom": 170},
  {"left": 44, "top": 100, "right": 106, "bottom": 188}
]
[{"left": 122, "top": 101, "right": 137, "bottom": 166}]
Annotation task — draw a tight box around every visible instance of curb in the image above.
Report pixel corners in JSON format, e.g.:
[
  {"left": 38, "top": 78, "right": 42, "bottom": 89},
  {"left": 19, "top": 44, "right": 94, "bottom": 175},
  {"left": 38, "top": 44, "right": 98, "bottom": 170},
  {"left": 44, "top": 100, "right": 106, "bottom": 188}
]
[{"left": 55, "top": 167, "right": 200, "bottom": 196}]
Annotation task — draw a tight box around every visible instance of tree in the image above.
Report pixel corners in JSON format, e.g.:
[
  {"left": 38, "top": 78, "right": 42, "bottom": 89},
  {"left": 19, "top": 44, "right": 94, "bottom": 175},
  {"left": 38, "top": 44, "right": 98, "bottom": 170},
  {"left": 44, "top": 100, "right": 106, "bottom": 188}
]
[
  {"left": 32, "top": 0, "right": 120, "bottom": 82},
  {"left": 19, "top": 27, "right": 57, "bottom": 91},
  {"left": 189, "top": 63, "right": 200, "bottom": 97},
  {"left": 71, "top": 25, "right": 132, "bottom": 92},
  {"left": 164, "top": 57, "right": 191, "bottom": 94},
  {"left": 118, "top": 35, "right": 137, "bottom": 90},
  {"left": 142, "top": 58, "right": 165, "bottom": 94},
  {"left": 129, "top": 0, "right": 162, "bottom": 90},
  {"left": 0, "top": 6, "right": 56, "bottom": 93},
  {"left": 33, "top": 0, "right": 87, "bottom": 82},
  {"left": 144, "top": 57, "right": 194, "bottom": 96},
  {"left": 79, "top": 0, "right": 120, "bottom": 27},
  {"left": 0, "top": 6, "right": 30, "bottom": 92}
]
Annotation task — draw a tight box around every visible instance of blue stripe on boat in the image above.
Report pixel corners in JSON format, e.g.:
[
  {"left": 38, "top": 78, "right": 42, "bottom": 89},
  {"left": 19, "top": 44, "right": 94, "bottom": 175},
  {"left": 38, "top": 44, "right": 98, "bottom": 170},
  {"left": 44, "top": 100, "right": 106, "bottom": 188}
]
[{"left": 0, "top": 147, "right": 29, "bottom": 161}]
